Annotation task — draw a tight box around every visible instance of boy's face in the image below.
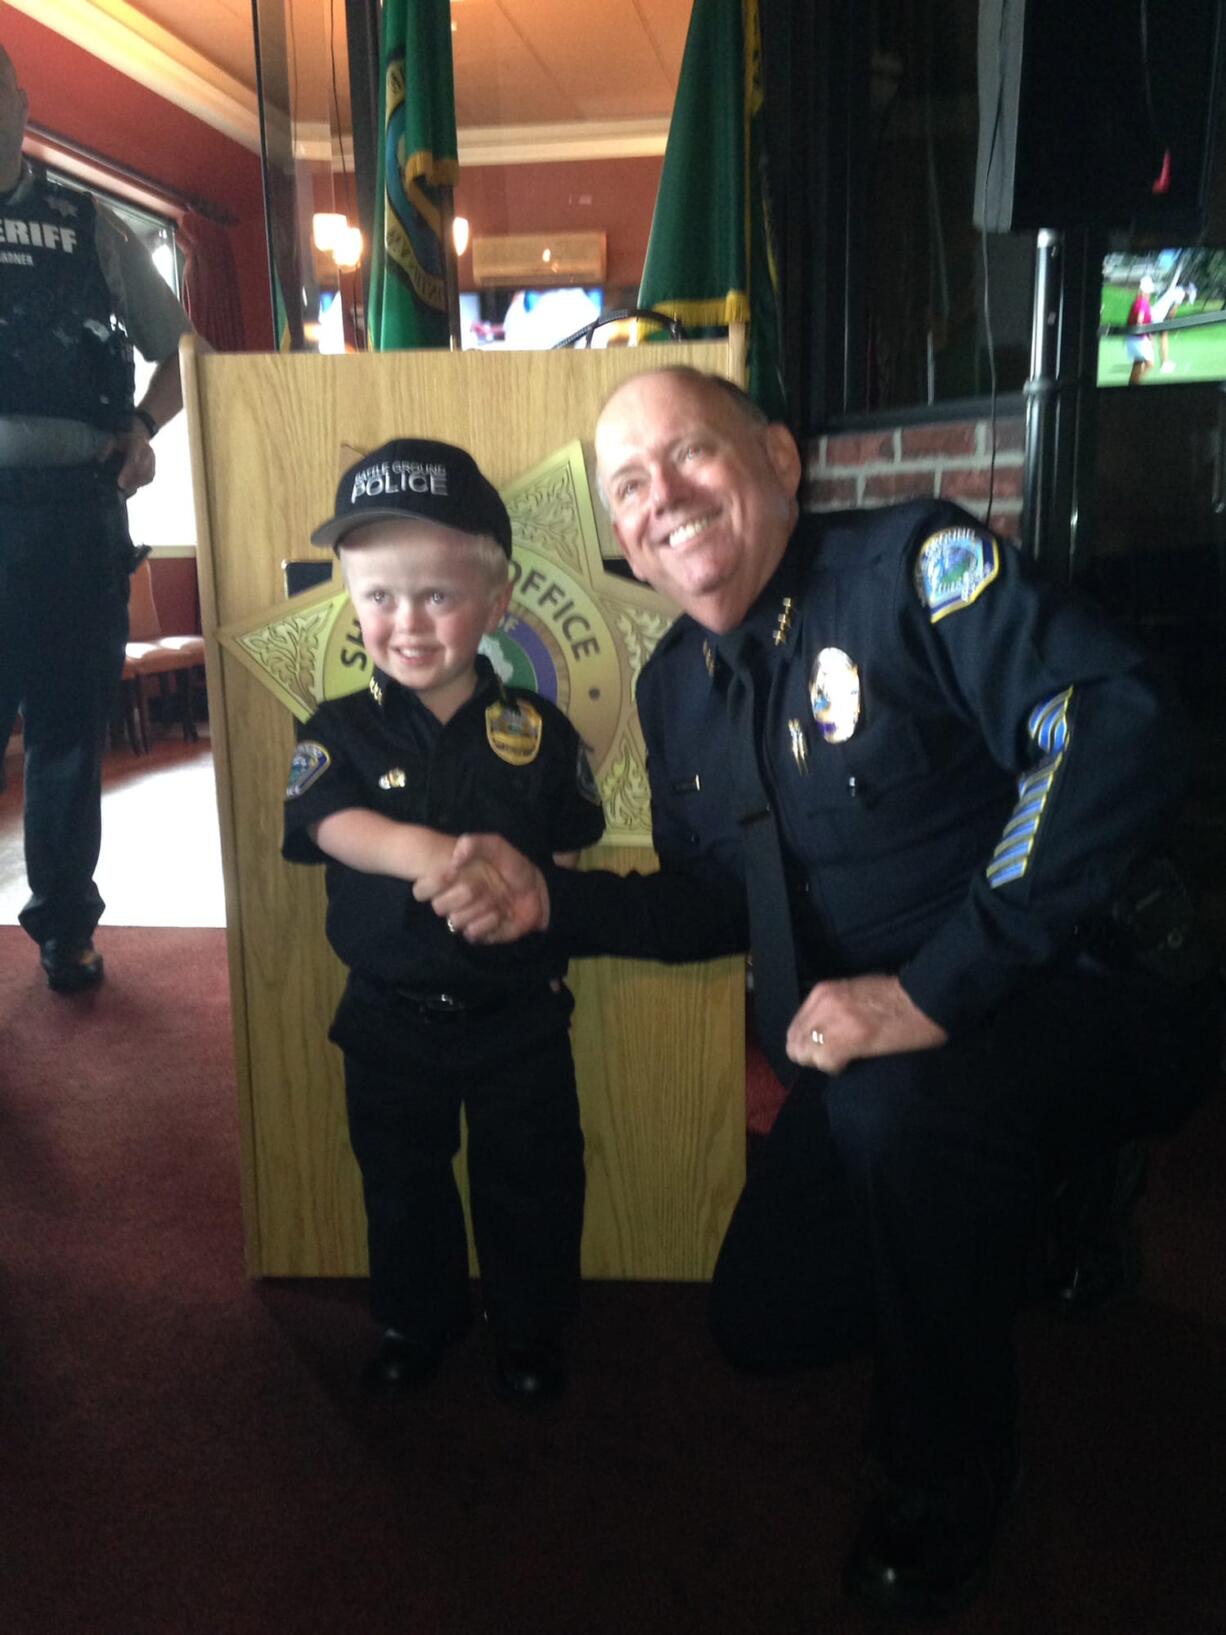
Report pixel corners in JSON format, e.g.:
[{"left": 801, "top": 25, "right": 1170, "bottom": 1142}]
[{"left": 339, "top": 519, "right": 511, "bottom": 722}]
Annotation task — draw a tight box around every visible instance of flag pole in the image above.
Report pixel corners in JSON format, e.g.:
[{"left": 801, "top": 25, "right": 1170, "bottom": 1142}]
[{"left": 439, "top": 185, "right": 463, "bottom": 350}]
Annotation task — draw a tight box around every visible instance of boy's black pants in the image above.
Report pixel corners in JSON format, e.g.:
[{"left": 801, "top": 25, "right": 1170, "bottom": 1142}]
[{"left": 338, "top": 980, "right": 585, "bottom": 1346}]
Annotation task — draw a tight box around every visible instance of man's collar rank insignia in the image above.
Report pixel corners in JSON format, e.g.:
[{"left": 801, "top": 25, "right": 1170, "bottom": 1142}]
[
  {"left": 378, "top": 768, "right": 407, "bottom": 790},
  {"left": 914, "top": 528, "right": 999, "bottom": 622},
  {"left": 702, "top": 639, "right": 715, "bottom": 677},
  {"left": 286, "top": 741, "right": 331, "bottom": 798},
  {"left": 773, "top": 596, "right": 795, "bottom": 646},
  {"left": 486, "top": 699, "right": 542, "bottom": 766},
  {"left": 368, "top": 674, "right": 384, "bottom": 706},
  {"left": 810, "top": 648, "right": 861, "bottom": 743}
]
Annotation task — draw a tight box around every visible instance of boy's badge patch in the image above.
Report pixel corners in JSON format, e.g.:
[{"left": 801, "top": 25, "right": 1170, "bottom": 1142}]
[
  {"left": 576, "top": 744, "right": 601, "bottom": 804},
  {"left": 914, "top": 528, "right": 999, "bottom": 622},
  {"left": 486, "top": 700, "right": 542, "bottom": 766},
  {"left": 286, "top": 740, "right": 331, "bottom": 798}
]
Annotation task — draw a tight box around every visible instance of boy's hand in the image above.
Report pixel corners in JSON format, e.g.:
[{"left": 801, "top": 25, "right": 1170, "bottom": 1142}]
[{"left": 414, "top": 833, "right": 550, "bottom": 943}]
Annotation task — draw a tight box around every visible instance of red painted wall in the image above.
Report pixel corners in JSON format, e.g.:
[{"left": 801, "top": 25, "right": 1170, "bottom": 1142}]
[
  {"left": 454, "top": 156, "right": 664, "bottom": 294},
  {"left": 3, "top": 7, "right": 272, "bottom": 349}
]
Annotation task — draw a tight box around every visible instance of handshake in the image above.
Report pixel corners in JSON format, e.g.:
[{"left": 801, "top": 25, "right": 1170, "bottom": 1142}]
[{"left": 415, "top": 834, "right": 551, "bottom": 945}]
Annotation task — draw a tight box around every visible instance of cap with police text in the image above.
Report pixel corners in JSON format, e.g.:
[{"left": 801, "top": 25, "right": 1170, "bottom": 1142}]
[{"left": 310, "top": 437, "right": 513, "bottom": 555}]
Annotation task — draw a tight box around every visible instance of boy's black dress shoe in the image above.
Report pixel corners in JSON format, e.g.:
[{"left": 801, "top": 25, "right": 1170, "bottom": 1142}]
[
  {"left": 361, "top": 1323, "right": 465, "bottom": 1395},
  {"left": 493, "top": 1336, "right": 566, "bottom": 1406},
  {"left": 40, "top": 938, "right": 105, "bottom": 994},
  {"left": 843, "top": 1457, "right": 1018, "bottom": 1619}
]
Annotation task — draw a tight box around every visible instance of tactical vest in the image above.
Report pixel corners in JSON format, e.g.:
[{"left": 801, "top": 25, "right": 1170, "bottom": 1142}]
[{"left": 0, "top": 171, "right": 134, "bottom": 431}]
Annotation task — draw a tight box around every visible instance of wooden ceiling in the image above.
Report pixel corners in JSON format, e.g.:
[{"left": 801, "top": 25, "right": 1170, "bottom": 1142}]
[{"left": 10, "top": 0, "right": 691, "bottom": 160}]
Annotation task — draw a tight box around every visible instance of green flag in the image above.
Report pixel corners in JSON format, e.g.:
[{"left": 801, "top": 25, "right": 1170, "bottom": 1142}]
[
  {"left": 637, "top": 0, "right": 785, "bottom": 418},
  {"left": 368, "top": 0, "right": 459, "bottom": 350}
]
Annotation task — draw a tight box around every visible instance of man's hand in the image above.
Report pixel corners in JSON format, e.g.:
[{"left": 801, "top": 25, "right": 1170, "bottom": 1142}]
[
  {"left": 414, "top": 833, "right": 550, "bottom": 944},
  {"left": 101, "top": 426, "right": 156, "bottom": 495},
  {"left": 785, "top": 973, "right": 948, "bottom": 1075}
]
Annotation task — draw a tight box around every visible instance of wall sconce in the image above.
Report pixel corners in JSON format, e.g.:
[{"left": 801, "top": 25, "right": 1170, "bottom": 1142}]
[
  {"left": 313, "top": 213, "right": 362, "bottom": 270},
  {"left": 452, "top": 215, "right": 470, "bottom": 257},
  {"left": 312, "top": 212, "right": 347, "bottom": 254},
  {"left": 332, "top": 225, "right": 363, "bottom": 270}
]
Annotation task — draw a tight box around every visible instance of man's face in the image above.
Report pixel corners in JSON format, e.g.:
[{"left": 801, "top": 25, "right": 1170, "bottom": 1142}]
[
  {"left": 595, "top": 372, "right": 801, "bottom": 634},
  {"left": 0, "top": 50, "right": 29, "bottom": 173}
]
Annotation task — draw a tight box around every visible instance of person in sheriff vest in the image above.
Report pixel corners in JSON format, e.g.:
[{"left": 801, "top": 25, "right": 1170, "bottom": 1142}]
[{"left": 0, "top": 42, "right": 199, "bottom": 992}]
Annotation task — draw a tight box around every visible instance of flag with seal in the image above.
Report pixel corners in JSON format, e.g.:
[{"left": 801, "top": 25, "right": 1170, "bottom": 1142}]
[{"left": 368, "top": 0, "right": 459, "bottom": 350}]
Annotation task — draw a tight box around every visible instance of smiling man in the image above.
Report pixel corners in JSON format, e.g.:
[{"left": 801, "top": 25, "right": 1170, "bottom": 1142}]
[{"left": 421, "top": 366, "right": 1221, "bottom": 1617}]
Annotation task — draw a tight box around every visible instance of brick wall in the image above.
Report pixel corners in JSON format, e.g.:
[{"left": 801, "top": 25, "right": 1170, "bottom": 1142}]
[{"left": 804, "top": 413, "right": 1026, "bottom": 540}]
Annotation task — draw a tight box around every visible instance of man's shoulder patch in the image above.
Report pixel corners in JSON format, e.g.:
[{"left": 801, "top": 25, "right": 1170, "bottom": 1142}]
[
  {"left": 286, "top": 740, "right": 331, "bottom": 798},
  {"left": 913, "top": 527, "right": 999, "bottom": 622}
]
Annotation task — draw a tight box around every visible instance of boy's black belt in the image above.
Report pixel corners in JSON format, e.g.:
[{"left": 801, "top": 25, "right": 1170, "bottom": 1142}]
[
  {"left": 360, "top": 977, "right": 513, "bottom": 1020},
  {"left": 395, "top": 988, "right": 506, "bottom": 1020}
]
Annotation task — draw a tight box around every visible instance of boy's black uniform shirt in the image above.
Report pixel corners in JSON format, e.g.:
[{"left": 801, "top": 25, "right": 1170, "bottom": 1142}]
[{"left": 283, "top": 655, "right": 604, "bottom": 996}]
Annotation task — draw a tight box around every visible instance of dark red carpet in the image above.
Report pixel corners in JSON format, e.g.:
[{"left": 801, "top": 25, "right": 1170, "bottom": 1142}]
[{"left": 1, "top": 924, "right": 1223, "bottom": 1634}]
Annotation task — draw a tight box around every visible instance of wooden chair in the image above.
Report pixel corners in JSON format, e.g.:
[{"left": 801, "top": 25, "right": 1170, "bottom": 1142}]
[{"left": 118, "top": 558, "right": 206, "bottom": 754}]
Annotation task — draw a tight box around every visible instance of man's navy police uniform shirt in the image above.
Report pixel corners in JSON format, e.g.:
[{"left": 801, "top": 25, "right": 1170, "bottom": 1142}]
[
  {"left": 548, "top": 500, "right": 1187, "bottom": 1036},
  {"left": 283, "top": 655, "right": 605, "bottom": 995}
]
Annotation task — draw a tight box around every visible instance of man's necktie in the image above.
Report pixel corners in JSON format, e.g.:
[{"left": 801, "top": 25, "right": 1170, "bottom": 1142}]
[{"left": 716, "top": 629, "right": 801, "bottom": 1088}]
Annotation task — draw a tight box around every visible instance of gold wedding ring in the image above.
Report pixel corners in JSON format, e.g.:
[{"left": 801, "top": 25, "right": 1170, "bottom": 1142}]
[{"left": 810, "top": 1029, "right": 824, "bottom": 1047}]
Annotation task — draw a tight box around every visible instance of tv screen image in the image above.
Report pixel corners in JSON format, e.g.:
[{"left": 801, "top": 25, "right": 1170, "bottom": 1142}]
[
  {"left": 458, "top": 288, "right": 606, "bottom": 350},
  {"left": 1098, "top": 250, "right": 1226, "bottom": 386}
]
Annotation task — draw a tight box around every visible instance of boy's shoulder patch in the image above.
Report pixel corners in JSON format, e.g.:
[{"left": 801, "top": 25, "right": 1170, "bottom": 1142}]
[{"left": 286, "top": 740, "right": 331, "bottom": 798}]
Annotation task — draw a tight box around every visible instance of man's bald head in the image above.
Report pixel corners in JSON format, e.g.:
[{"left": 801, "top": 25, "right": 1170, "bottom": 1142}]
[{"left": 594, "top": 366, "right": 801, "bottom": 634}]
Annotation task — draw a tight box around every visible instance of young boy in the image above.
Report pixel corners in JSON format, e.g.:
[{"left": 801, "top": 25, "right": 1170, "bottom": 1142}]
[{"left": 282, "top": 438, "right": 605, "bottom": 1405}]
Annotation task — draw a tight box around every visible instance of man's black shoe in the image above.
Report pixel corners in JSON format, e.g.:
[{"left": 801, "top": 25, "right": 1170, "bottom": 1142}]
[
  {"left": 360, "top": 1327, "right": 455, "bottom": 1395},
  {"left": 843, "top": 1461, "right": 1016, "bottom": 1619},
  {"left": 40, "top": 938, "right": 105, "bottom": 994},
  {"left": 493, "top": 1335, "right": 566, "bottom": 1406}
]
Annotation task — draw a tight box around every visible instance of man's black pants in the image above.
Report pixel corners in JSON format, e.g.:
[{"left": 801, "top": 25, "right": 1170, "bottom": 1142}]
[
  {"left": 709, "top": 961, "right": 1221, "bottom": 1492},
  {"left": 337, "top": 980, "right": 586, "bottom": 1347},
  {"left": 0, "top": 467, "right": 131, "bottom": 946}
]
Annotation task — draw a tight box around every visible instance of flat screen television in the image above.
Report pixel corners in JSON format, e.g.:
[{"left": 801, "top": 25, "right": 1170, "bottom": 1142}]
[
  {"left": 1098, "top": 249, "right": 1226, "bottom": 386},
  {"left": 458, "top": 287, "right": 606, "bottom": 350}
]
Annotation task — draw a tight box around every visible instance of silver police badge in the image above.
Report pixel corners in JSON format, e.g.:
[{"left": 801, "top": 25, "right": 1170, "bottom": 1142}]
[{"left": 809, "top": 648, "right": 861, "bottom": 743}]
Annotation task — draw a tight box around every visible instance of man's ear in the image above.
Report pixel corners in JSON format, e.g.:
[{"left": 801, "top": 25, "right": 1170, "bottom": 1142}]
[
  {"left": 764, "top": 422, "right": 802, "bottom": 499},
  {"left": 612, "top": 521, "right": 650, "bottom": 585}
]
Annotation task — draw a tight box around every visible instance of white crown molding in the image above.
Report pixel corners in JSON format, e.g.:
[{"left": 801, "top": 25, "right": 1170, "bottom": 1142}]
[
  {"left": 11, "top": 2, "right": 669, "bottom": 172},
  {"left": 7, "top": 0, "right": 262, "bottom": 152},
  {"left": 294, "top": 118, "right": 668, "bottom": 172},
  {"left": 459, "top": 119, "right": 669, "bottom": 166}
]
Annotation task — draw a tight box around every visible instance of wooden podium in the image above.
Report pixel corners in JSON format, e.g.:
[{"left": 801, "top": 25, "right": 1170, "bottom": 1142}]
[{"left": 184, "top": 340, "right": 747, "bottom": 1281}]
